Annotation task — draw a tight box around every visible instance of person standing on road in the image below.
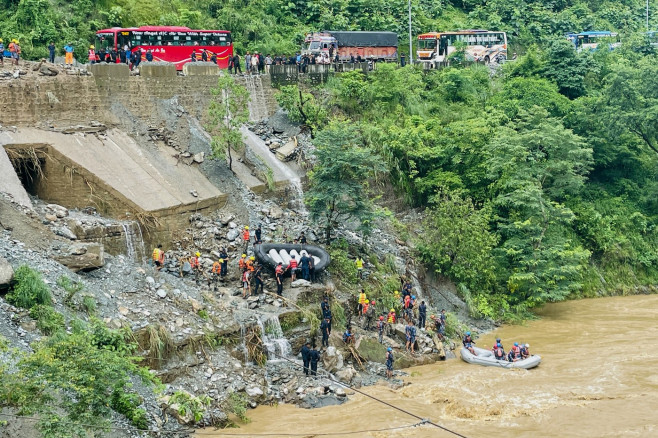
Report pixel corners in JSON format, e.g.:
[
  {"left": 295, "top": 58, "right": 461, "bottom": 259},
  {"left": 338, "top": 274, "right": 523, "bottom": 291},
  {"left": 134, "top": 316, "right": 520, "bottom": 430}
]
[
  {"left": 64, "top": 42, "right": 74, "bottom": 68},
  {"left": 233, "top": 53, "right": 242, "bottom": 74},
  {"left": 48, "top": 42, "right": 56, "bottom": 63}
]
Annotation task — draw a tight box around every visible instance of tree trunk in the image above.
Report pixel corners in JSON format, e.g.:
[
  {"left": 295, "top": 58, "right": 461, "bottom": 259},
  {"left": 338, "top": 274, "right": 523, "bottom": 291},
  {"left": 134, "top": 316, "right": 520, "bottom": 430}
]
[
  {"left": 325, "top": 225, "right": 332, "bottom": 245},
  {"left": 228, "top": 147, "right": 233, "bottom": 171}
]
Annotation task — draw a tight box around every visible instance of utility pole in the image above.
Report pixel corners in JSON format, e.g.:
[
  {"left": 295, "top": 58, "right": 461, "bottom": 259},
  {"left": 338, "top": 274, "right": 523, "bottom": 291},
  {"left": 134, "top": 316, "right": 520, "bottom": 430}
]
[{"left": 408, "top": 0, "right": 413, "bottom": 65}]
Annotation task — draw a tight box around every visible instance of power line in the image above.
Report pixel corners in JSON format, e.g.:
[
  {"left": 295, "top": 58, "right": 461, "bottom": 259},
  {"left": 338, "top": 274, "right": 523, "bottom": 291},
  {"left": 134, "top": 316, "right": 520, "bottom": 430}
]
[{"left": 238, "top": 338, "right": 469, "bottom": 438}]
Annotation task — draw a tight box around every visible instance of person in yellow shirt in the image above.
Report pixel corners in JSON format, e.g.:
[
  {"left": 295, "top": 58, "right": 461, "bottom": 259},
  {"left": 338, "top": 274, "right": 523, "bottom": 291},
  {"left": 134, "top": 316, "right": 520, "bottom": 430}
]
[
  {"left": 355, "top": 256, "right": 364, "bottom": 279},
  {"left": 357, "top": 288, "right": 367, "bottom": 315},
  {"left": 152, "top": 244, "right": 165, "bottom": 270}
]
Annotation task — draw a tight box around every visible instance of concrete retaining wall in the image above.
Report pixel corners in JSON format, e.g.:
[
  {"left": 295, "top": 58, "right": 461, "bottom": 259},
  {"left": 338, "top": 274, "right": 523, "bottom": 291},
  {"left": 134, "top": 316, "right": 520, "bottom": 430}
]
[
  {"left": 183, "top": 63, "right": 221, "bottom": 76},
  {"left": 139, "top": 63, "right": 178, "bottom": 78}
]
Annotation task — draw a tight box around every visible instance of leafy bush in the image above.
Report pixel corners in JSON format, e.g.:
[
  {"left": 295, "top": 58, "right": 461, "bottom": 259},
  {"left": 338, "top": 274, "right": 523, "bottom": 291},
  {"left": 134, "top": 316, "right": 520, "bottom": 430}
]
[
  {"left": 7, "top": 265, "right": 51, "bottom": 309},
  {"left": 223, "top": 392, "right": 250, "bottom": 424},
  {"left": 169, "top": 390, "right": 211, "bottom": 423},
  {"left": 111, "top": 389, "right": 148, "bottom": 430},
  {"left": 29, "top": 305, "right": 65, "bottom": 335}
]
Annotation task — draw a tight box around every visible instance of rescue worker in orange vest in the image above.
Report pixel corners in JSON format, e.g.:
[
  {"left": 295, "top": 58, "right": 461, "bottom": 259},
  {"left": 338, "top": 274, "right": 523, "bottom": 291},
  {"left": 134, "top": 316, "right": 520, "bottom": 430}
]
[
  {"left": 246, "top": 256, "right": 256, "bottom": 272},
  {"left": 287, "top": 254, "right": 298, "bottom": 282},
  {"left": 242, "top": 226, "right": 250, "bottom": 252},
  {"left": 152, "top": 244, "right": 165, "bottom": 270},
  {"left": 211, "top": 258, "right": 222, "bottom": 289},
  {"left": 238, "top": 254, "right": 247, "bottom": 272},
  {"left": 190, "top": 252, "right": 202, "bottom": 284},
  {"left": 88, "top": 45, "right": 96, "bottom": 64},
  {"left": 275, "top": 262, "right": 284, "bottom": 296}
]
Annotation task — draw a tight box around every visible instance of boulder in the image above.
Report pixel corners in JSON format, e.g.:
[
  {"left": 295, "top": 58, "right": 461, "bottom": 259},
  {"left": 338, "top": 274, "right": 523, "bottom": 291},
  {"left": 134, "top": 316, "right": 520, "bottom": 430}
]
[
  {"left": 226, "top": 229, "right": 240, "bottom": 241},
  {"left": 193, "top": 152, "right": 205, "bottom": 164},
  {"left": 268, "top": 205, "right": 284, "bottom": 220},
  {"left": 335, "top": 366, "right": 356, "bottom": 384},
  {"left": 245, "top": 386, "right": 264, "bottom": 398},
  {"left": 55, "top": 226, "right": 77, "bottom": 240},
  {"left": 0, "top": 257, "right": 14, "bottom": 291},
  {"left": 53, "top": 243, "right": 104, "bottom": 272},
  {"left": 290, "top": 279, "right": 311, "bottom": 288},
  {"left": 322, "top": 346, "right": 344, "bottom": 373}
]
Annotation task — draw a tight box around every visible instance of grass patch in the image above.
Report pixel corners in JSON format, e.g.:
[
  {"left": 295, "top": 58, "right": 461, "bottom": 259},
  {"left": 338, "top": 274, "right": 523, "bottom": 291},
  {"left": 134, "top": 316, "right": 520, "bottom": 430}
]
[
  {"left": 29, "top": 304, "right": 65, "bottom": 335},
  {"left": 81, "top": 296, "right": 97, "bottom": 314},
  {"left": 7, "top": 265, "right": 52, "bottom": 309},
  {"left": 57, "top": 275, "right": 84, "bottom": 304}
]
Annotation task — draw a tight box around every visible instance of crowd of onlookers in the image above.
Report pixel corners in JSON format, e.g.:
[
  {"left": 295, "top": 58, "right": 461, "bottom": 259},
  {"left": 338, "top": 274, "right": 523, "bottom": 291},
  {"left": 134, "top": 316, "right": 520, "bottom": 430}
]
[{"left": 227, "top": 51, "right": 381, "bottom": 75}]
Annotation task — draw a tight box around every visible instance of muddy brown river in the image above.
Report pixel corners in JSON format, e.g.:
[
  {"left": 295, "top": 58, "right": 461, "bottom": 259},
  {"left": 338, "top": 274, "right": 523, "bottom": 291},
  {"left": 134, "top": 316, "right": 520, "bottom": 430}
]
[{"left": 204, "top": 295, "right": 658, "bottom": 437}]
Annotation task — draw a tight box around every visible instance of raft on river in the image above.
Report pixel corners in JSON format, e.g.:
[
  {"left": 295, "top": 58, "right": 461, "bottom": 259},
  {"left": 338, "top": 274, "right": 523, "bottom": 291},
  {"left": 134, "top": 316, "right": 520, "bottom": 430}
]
[
  {"left": 254, "top": 243, "right": 331, "bottom": 273},
  {"left": 460, "top": 346, "right": 541, "bottom": 369}
]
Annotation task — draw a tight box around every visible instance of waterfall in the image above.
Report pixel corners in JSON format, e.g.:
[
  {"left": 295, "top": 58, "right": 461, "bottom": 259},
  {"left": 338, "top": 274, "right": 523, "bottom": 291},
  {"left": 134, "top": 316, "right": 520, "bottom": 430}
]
[
  {"left": 256, "top": 314, "right": 292, "bottom": 360},
  {"left": 288, "top": 178, "right": 308, "bottom": 217},
  {"left": 243, "top": 75, "right": 269, "bottom": 122},
  {"left": 238, "top": 321, "right": 249, "bottom": 363},
  {"left": 122, "top": 221, "right": 146, "bottom": 265}
]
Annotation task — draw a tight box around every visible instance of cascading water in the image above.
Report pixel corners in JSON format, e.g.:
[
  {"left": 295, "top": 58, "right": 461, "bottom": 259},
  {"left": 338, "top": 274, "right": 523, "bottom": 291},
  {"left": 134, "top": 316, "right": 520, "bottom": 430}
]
[
  {"left": 121, "top": 221, "right": 146, "bottom": 265},
  {"left": 256, "top": 314, "right": 292, "bottom": 360},
  {"left": 243, "top": 75, "right": 269, "bottom": 122}
]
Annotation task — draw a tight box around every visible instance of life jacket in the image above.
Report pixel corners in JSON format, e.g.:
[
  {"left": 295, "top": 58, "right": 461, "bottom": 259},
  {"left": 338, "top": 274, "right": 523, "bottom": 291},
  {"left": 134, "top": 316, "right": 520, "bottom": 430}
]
[
  {"left": 355, "top": 258, "right": 363, "bottom": 269},
  {"left": 358, "top": 293, "right": 367, "bottom": 305},
  {"left": 362, "top": 303, "right": 369, "bottom": 315},
  {"left": 190, "top": 256, "right": 200, "bottom": 269},
  {"left": 387, "top": 312, "right": 396, "bottom": 323},
  {"left": 275, "top": 265, "right": 284, "bottom": 275},
  {"left": 88, "top": 49, "right": 95, "bottom": 60},
  {"left": 238, "top": 258, "right": 247, "bottom": 270},
  {"left": 288, "top": 259, "right": 298, "bottom": 269},
  {"left": 8, "top": 42, "right": 16, "bottom": 53},
  {"left": 403, "top": 297, "right": 411, "bottom": 309},
  {"left": 494, "top": 347, "right": 505, "bottom": 359},
  {"left": 246, "top": 259, "right": 255, "bottom": 272},
  {"left": 152, "top": 248, "right": 161, "bottom": 261},
  {"left": 211, "top": 262, "right": 221, "bottom": 274},
  {"left": 511, "top": 346, "right": 521, "bottom": 358},
  {"left": 463, "top": 335, "right": 473, "bottom": 347},
  {"left": 243, "top": 230, "right": 250, "bottom": 241}
]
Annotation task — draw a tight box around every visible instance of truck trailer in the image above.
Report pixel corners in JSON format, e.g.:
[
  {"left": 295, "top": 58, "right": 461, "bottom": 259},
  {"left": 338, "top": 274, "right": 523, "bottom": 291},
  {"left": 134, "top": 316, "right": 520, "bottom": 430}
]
[{"left": 302, "top": 31, "right": 398, "bottom": 62}]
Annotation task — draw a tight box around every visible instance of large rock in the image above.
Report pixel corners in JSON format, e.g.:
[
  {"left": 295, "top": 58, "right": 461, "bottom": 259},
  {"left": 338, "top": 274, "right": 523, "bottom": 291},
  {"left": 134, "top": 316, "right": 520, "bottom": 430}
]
[
  {"left": 226, "top": 228, "right": 240, "bottom": 241},
  {"left": 322, "top": 346, "right": 344, "bottom": 373},
  {"left": 290, "top": 279, "right": 311, "bottom": 288},
  {"left": 335, "top": 365, "right": 356, "bottom": 384},
  {"left": 0, "top": 257, "right": 14, "bottom": 291},
  {"left": 53, "top": 243, "right": 105, "bottom": 272}
]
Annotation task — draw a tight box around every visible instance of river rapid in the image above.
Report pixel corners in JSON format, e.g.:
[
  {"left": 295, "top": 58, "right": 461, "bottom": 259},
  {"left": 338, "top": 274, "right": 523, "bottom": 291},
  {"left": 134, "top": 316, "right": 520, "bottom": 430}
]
[{"left": 205, "top": 295, "right": 658, "bottom": 438}]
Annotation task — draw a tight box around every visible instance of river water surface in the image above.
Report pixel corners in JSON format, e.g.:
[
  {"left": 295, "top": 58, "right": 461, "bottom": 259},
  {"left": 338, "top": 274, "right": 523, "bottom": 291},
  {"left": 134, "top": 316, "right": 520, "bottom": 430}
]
[{"left": 205, "top": 295, "right": 658, "bottom": 437}]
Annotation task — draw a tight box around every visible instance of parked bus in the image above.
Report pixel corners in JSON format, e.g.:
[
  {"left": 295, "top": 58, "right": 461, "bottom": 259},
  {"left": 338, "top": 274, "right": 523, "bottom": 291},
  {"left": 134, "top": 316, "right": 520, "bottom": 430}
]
[
  {"left": 95, "top": 26, "right": 233, "bottom": 69},
  {"left": 417, "top": 30, "right": 507, "bottom": 64},
  {"left": 566, "top": 31, "right": 620, "bottom": 52}
]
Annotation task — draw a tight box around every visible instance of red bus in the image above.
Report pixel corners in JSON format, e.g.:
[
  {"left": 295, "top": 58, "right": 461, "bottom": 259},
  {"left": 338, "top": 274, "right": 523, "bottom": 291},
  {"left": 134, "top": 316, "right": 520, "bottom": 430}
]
[{"left": 95, "top": 26, "right": 233, "bottom": 69}]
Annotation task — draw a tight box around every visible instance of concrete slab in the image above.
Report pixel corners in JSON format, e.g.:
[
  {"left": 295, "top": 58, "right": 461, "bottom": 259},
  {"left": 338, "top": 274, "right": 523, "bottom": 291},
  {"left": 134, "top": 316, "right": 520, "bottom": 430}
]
[
  {"left": 0, "top": 128, "right": 225, "bottom": 214},
  {"left": 89, "top": 63, "right": 130, "bottom": 78},
  {"left": 139, "top": 63, "right": 177, "bottom": 78},
  {"left": 275, "top": 140, "right": 297, "bottom": 161},
  {"left": 183, "top": 63, "right": 221, "bottom": 76},
  {"left": 0, "top": 145, "right": 33, "bottom": 209}
]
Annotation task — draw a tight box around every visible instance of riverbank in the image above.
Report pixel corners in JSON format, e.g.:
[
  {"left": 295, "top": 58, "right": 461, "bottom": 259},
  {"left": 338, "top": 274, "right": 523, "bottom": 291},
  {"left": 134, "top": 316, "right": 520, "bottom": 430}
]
[{"left": 208, "top": 294, "right": 658, "bottom": 438}]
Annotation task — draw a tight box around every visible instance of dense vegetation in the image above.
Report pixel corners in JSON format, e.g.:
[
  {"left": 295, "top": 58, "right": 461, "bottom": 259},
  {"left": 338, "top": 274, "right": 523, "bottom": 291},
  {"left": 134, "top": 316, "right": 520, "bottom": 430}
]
[
  {"left": 280, "top": 39, "right": 658, "bottom": 318},
  {"left": 1, "top": 0, "right": 658, "bottom": 59}
]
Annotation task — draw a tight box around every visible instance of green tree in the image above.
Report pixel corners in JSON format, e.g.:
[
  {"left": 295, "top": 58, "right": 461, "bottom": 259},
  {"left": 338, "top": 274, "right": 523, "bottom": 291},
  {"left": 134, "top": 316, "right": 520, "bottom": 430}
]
[
  {"left": 305, "top": 121, "right": 386, "bottom": 243},
  {"left": 416, "top": 193, "right": 498, "bottom": 299},
  {"left": 486, "top": 108, "right": 593, "bottom": 306},
  {"left": 207, "top": 74, "right": 250, "bottom": 171},
  {"left": 541, "top": 38, "right": 589, "bottom": 99},
  {"left": 276, "top": 85, "right": 327, "bottom": 137}
]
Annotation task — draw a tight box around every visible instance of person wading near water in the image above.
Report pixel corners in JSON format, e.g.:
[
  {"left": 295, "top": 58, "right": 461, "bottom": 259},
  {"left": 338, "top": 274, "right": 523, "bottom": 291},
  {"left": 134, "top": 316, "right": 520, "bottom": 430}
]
[
  {"left": 152, "top": 244, "right": 165, "bottom": 270},
  {"left": 386, "top": 347, "right": 394, "bottom": 379},
  {"left": 309, "top": 345, "right": 320, "bottom": 376},
  {"left": 301, "top": 342, "right": 311, "bottom": 376}
]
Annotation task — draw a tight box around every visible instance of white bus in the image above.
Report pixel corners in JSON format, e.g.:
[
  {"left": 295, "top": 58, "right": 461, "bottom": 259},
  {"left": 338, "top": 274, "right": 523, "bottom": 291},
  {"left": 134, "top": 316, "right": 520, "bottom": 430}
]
[{"left": 417, "top": 30, "right": 508, "bottom": 64}]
